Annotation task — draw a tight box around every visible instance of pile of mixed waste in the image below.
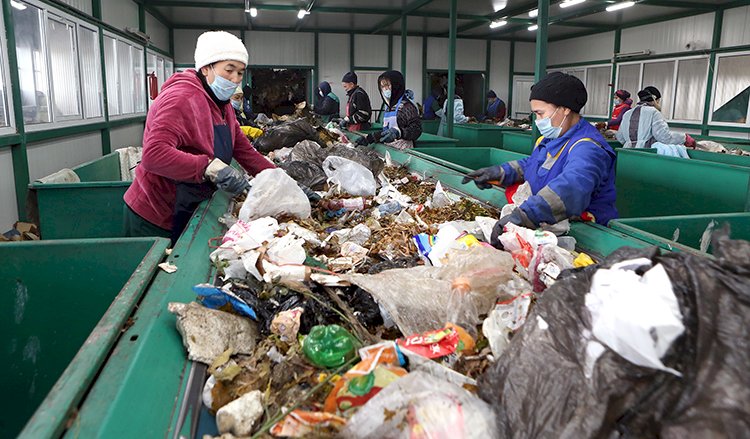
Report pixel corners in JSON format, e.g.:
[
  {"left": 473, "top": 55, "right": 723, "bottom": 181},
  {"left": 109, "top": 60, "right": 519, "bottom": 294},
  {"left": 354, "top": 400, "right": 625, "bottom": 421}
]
[{"left": 169, "top": 115, "right": 750, "bottom": 438}]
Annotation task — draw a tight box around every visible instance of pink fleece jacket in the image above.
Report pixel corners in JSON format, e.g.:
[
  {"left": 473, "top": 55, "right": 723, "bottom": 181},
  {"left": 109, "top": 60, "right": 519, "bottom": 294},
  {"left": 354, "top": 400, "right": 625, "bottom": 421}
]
[{"left": 124, "top": 70, "right": 275, "bottom": 230}]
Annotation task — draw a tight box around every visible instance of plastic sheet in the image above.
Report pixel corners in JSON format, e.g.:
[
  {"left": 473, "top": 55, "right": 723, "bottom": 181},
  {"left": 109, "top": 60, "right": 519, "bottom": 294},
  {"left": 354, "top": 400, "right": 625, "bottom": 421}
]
[
  {"left": 323, "top": 156, "right": 377, "bottom": 197},
  {"left": 239, "top": 169, "right": 311, "bottom": 221},
  {"left": 253, "top": 119, "right": 318, "bottom": 153},
  {"left": 346, "top": 245, "right": 515, "bottom": 335},
  {"left": 478, "top": 230, "right": 750, "bottom": 438}
]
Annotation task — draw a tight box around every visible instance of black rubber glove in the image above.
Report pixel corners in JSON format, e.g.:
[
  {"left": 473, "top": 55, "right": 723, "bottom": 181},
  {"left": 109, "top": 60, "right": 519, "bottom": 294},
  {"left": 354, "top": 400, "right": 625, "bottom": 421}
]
[
  {"left": 205, "top": 159, "right": 250, "bottom": 197},
  {"left": 489, "top": 208, "right": 536, "bottom": 248},
  {"left": 461, "top": 165, "right": 504, "bottom": 190},
  {"left": 354, "top": 135, "right": 371, "bottom": 147},
  {"left": 298, "top": 183, "right": 321, "bottom": 204}
]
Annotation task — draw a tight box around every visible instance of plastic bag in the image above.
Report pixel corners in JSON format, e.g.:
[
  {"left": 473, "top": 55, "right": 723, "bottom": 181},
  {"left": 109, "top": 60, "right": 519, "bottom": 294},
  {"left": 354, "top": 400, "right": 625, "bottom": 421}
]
[
  {"left": 115, "top": 146, "right": 142, "bottom": 180},
  {"left": 341, "top": 371, "right": 499, "bottom": 439},
  {"left": 290, "top": 139, "right": 323, "bottom": 165},
  {"left": 239, "top": 168, "right": 311, "bottom": 221},
  {"left": 253, "top": 119, "right": 318, "bottom": 153},
  {"left": 346, "top": 245, "right": 515, "bottom": 335},
  {"left": 322, "top": 145, "right": 385, "bottom": 177},
  {"left": 279, "top": 160, "right": 327, "bottom": 190},
  {"left": 322, "top": 156, "right": 377, "bottom": 197},
  {"left": 478, "top": 230, "right": 750, "bottom": 438}
]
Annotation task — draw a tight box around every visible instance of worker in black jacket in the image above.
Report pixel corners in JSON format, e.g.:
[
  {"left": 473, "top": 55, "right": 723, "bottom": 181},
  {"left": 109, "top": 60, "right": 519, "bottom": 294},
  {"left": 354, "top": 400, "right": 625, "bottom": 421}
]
[
  {"left": 314, "top": 81, "right": 340, "bottom": 123},
  {"left": 339, "top": 71, "right": 372, "bottom": 131},
  {"left": 356, "top": 70, "right": 422, "bottom": 150}
]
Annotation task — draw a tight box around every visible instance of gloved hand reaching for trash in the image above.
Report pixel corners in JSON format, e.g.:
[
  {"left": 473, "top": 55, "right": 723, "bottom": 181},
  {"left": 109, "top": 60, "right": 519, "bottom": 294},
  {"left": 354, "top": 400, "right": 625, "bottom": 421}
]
[
  {"left": 489, "top": 207, "right": 536, "bottom": 249},
  {"left": 204, "top": 158, "right": 250, "bottom": 197},
  {"left": 461, "top": 165, "right": 504, "bottom": 189},
  {"left": 380, "top": 127, "right": 400, "bottom": 143},
  {"left": 339, "top": 117, "right": 350, "bottom": 130},
  {"left": 684, "top": 134, "right": 696, "bottom": 149},
  {"left": 354, "top": 134, "right": 373, "bottom": 147}
]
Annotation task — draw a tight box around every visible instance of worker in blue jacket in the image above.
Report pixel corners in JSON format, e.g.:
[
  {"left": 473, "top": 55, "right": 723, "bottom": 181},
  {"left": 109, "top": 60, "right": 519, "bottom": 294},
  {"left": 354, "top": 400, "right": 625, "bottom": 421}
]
[
  {"left": 462, "top": 72, "right": 618, "bottom": 248},
  {"left": 483, "top": 90, "right": 506, "bottom": 121}
]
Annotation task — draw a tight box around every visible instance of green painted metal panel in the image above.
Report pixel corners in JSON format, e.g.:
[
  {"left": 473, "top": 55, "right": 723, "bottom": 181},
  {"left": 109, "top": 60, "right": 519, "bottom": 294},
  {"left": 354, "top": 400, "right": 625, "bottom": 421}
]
[
  {"left": 687, "top": 149, "right": 750, "bottom": 168},
  {"left": 421, "top": 118, "right": 440, "bottom": 134},
  {"left": 64, "top": 193, "right": 230, "bottom": 438},
  {"left": 501, "top": 131, "right": 535, "bottom": 154},
  {"left": 355, "top": 128, "right": 458, "bottom": 148},
  {"left": 30, "top": 153, "right": 130, "bottom": 239},
  {"left": 693, "top": 134, "right": 750, "bottom": 146},
  {"left": 610, "top": 213, "right": 750, "bottom": 255},
  {"left": 451, "top": 123, "right": 524, "bottom": 147},
  {"left": 615, "top": 149, "right": 750, "bottom": 218},
  {"left": 4, "top": 237, "right": 169, "bottom": 439},
  {"left": 408, "top": 147, "right": 527, "bottom": 173}
]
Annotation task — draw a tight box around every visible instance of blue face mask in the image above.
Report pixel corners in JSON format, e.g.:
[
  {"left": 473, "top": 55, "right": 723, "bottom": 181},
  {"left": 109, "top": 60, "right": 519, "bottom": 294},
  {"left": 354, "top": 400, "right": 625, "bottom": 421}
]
[
  {"left": 382, "top": 89, "right": 392, "bottom": 101},
  {"left": 535, "top": 107, "right": 566, "bottom": 139},
  {"left": 231, "top": 100, "right": 241, "bottom": 110},
  {"left": 209, "top": 67, "right": 239, "bottom": 101}
]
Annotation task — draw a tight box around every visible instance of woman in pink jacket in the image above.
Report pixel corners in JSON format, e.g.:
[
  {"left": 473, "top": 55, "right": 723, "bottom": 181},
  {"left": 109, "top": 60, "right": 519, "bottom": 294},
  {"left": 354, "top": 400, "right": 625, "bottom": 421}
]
[{"left": 124, "top": 31, "right": 275, "bottom": 243}]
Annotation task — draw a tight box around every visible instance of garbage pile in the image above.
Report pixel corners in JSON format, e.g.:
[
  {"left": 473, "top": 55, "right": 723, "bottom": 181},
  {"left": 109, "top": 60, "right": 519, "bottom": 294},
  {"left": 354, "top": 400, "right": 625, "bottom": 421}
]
[
  {"left": 1, "top": 222, "right": 39, "bottom": 241},
  {"left": 690, "top": 139, "right": 750, "bottom": 156},
  {"left": 495, "top": 118, "right": 531, "bottom": 129},
  {"left": 167, "top": 129, "right": 748, "bottom": 438}
]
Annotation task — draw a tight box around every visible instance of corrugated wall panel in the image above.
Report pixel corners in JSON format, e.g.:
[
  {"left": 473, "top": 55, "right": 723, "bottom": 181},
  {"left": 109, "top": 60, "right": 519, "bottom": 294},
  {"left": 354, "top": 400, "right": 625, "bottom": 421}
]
[
  {"left": 146, "top": 13, "right": 170, "bottom": 53},
  {"left": 427, "top": 38, "right": 487, "bottom": 71},
  {"left": 426, "top": 37, "right": 448, "bottom": 70},
  {"left": 0, "top": 149, "right": 17, "bottom": 230},
  {"left": 354, "top": 35, "right": 389, "bottom": 68},
  {"left": 26, "top": 133, "right": 101, "bottom": 181},
  {"left": 391, "top": 36, "right": 424, "bottom": 104},
  {"left": 548, "top": 32, "right": 615, "bottom": 65},
  {"left": 319, "top": 33, "right": 350, "bottom": 117},
  {"left": 247, "top": 31, "right": 315, "bottom": 66},
  {"left": 173, "top": 29, "right": 242, "bottom": 65},
  {"left": 489, "top": 40, "right": 510, "bottom": 105},
  {"left": 621, "top": 13, "right": 713, "bottom": 55},
  {"left": 102, "top": 0, "right": 139, "bottom": 32},
  {"left": 111, "top": 123, "right": 145, "bottom": 149},
  {"left": 721, "top": 5, "right": 750, "bottom": 47},
  {"left": 514, "top": 42, "right": 535, "bottom": 72},
  {"left": 58, "top": 0, "right": 91, "bottom": 15}
]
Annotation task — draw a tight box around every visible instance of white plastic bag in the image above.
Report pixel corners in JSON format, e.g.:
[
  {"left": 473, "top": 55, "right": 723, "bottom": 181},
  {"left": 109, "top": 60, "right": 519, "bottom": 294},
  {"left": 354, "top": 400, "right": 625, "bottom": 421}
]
[
  {"left": 322, "top": 156, "right": 377, "bottom": 196},
  {"left": 239, "top": 168, "right": 311, "bottom": 221}
]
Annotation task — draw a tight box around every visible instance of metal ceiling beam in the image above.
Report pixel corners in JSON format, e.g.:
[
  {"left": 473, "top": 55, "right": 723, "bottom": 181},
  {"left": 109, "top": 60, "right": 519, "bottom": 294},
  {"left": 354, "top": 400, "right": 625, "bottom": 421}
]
[{"left": 370, "top": 0, "right": 434, "bottom": 34}]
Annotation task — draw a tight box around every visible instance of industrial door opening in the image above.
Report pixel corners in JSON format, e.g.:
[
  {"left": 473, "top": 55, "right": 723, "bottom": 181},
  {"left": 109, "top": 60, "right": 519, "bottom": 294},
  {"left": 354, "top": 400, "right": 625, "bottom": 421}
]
[
  {"left": 247, "top": 68, "right": 311, "bottom": 116},
  {"left": 426, "top": 72, "right": 486, "bottom": 118}
]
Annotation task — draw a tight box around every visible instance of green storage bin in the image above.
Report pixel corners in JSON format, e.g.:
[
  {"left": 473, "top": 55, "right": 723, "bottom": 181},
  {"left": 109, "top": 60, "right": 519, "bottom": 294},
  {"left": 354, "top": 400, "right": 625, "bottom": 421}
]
[
  {"left": 615, "top": 149, "right": 750, "bottom": 218},
  {"left": 354, "top": 128, "right": 458, "bottom": 149},
  {"left": 500, "top": 131, "right": 534, "bottom": 154},
  {"left": 451, "top": 124, "right": 524, "bottom": 147},
  {"left": 687, "top": 149, "right": 750, "bottom": 168},
  {"left": 3, "top": 237, "right": 169, "bottom": 438},
  {"left": 409, "top": 147, "right": 527, "bottom": 174},
  {"left": 421, "top": 119, "right": 440, "bottom": 134},
  {"left": 29, "top": 152, "right": 130, "bottom": 239},
  {"left": 609, "top": 213, "right": 750, "bottom": 255}
]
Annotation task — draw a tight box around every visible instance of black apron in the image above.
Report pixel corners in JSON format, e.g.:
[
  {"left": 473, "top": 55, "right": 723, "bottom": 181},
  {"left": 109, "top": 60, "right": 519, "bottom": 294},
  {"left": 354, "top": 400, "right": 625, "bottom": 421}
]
[{"left": 171, "top": 124, "right": 233, "bottom": 244}]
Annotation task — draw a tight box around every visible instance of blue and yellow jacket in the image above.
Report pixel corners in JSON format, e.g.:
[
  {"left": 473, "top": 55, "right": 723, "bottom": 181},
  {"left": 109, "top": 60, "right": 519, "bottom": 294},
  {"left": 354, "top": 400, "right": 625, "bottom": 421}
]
[{"left": 498, "top": 118, "right": 618, "bottom": 226}]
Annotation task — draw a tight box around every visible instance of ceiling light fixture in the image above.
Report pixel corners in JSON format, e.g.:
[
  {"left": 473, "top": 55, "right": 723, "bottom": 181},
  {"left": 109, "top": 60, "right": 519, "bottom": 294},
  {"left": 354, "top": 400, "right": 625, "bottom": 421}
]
[
  {"left": 528, "top": 24, "right": 539, "bottom": 31},
  {"left": 528, "top": 9, "right": 538, "bottom": 18},
  {"left": 297, "top": 9, "right": 309, "bottom": 19},
  {"left": 489, "top": 20, "right": 507, "bottom": 29},
  {"left": 606, "top": 1, "right": 635, "bottom": 12},
  {"left": 250, "top": 7, "right": 258, "bottom": 17},
  {"left": 10, "top": 0, "right": 26, "bottom": 10},
  {"left": 560, "top": 0, "right": 586, "bottom": 8}
]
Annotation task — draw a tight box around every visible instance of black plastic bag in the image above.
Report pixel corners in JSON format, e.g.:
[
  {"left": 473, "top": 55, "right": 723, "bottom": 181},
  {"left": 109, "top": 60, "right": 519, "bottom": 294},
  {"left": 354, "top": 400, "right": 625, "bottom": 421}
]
[
  {"left": 279, "top": 160, "right": 327, "bottom": 190},
  {"left": 254, "top": 119, "right": 318, "bottom": 153},
  {"left": 478, "top": 229, "right": 750, "bottom": 438}
]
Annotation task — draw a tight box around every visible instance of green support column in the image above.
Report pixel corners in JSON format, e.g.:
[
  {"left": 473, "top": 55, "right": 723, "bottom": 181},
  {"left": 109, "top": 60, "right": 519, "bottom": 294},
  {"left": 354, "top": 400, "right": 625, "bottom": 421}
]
[
  {"left": 446, "top": 0, "right": 457, "bottom": 137},
  {"left": 92, "top": 0, "right": 102, "bottom": 19},
  {"left": 3, "top": 0, "right": 29, "bottom": 220},
  {"left": 507, "top": 40, "right": 514, "bottom": 119},
  {"left": 314, "top": 31, "right": 319, "bottom": 91},
  {"left": 92, "top": 0, "right": 110, "bottom": 155},
  {"left": 608, "top": 29, "right": 621, "bottom": 119},
  {"left": 702, "top": 8, "right": 724, "bottom": 135},
  {"left": 138, "top": 3, "right": 146, "bottom": 33},
  {"left": 531, "top": 0, "right": 549, "bottom": 141},
  {"left": 422, "top": 35, "right": 427, "bottom": 106},
  {"left": 349, "top": 33, "right": 355, "bottom": 72},
  {"left": 388, "top": 34, "right": 393, "bottom": 69},
  {"left": 484, "top": 38, "right": 491, "bottom": 113},
  {"left": 401, "top": 15, "right": 407, "bottom": 80}
]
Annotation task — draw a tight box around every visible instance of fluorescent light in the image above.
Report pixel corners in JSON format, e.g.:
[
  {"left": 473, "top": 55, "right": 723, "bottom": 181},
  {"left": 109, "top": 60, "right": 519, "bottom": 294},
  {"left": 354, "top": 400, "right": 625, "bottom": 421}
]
[
  {"left": 249, "top": 7, "right": 258, "bottom": 17},
  {"left": 10, "top": 0, "right": 26, "bottom": 10},
  {"left": 297, "top": 9, "right": 309, "bottom": 19},
  {"left": 606, "top": 1, "right": 635, "bottom": 12},
  {"left": 560, "top": 0, "right": 586, "bottom": 8},
  {"left": 489, "top": 20, "right": 507, "bottom": 29},
  {"left": 528, "top": 9, "right": 538, "bottom": 18},
  {"left": 528, "top": 24, "right": 539, "bottom": 31}
]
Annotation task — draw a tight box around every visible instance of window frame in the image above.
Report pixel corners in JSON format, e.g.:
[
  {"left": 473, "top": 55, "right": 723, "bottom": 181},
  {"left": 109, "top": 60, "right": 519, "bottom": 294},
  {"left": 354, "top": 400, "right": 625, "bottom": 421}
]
[
  {"left": 0, "top": 0, "right": 17, "bottom": 135},
  {"left": 76, "top": 21, "right": 103, "bottom": 119},
  {"left": 103, "top": 29, "right": 147, "bottom": 120},
  {"left": 549, "top": 63, "right": 612, "bottom": 118},
  {"left": 708, "top": 50, "right": 750, "bottom": 128}
]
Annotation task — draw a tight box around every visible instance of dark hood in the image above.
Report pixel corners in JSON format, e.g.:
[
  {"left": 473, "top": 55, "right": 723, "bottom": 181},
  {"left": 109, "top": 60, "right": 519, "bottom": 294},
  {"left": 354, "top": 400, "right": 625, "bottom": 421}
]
[
  {"left": 318, "top": 81, "right": 331, "bottom": 96},
  {"left": 378, "top": 70, "right": 405, "bottom": 110}
]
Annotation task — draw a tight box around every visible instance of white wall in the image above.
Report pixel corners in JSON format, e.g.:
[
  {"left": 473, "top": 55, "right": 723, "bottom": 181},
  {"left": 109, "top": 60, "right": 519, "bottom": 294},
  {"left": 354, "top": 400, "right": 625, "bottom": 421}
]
[
  {"left": 247, "top": 31, "right": 315, "bottom": 66},
  {"left": 548, "top": 32, "right": 615, "bottom": 65},
  {"left": 101, "top": 0, "right": 139, "bottom": 32},
  {"left": 621, "top": 13, "right": 714, "bottom": 55},
  {"left": 721, "top": 5, "right": 750, "bottom": 47},
  {"left": 146, "top": 13, "right": 170, "bottom": 53},
  {"left": 426, "top": 38, "right": 487, "bottom": 71},
  {"left": 111, "top": 123, "right": 145, "bottom": 149},
  {"left": 58, "top": 0, "right": 91, "bottom": 15},
  {"left": 173, "top": 29, "right": 242, "bottom": 65},
  {"left": 354, "top": 35, "right": 389, "bottom": 68},
  {"left": 26, "top": 133, "right": 101, "bottom": 181},
  {"left": 489, "top": 41, "right": 511, "bottom": 105},
  {"left": 391, "top": 36, "right": 424, "bottom": 104},
  {"left": 0, "top": 149, "right": 17, "bottom": 230},
  {"left": 319, "top": 33, "right": 349, "bottom": 117},
  {"left": 514, "top": 42, "right": 535, "bottom": 72}
]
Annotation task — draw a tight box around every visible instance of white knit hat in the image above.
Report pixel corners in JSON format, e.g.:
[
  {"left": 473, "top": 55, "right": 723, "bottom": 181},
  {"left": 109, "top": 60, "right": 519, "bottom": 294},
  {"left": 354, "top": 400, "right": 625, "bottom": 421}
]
[{"left": 194, "top": 31, "right": 248, "bottom": 70}]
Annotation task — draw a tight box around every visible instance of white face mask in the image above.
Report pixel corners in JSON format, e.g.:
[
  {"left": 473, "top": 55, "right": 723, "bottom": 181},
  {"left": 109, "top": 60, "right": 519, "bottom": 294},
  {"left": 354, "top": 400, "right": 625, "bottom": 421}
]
[{"left": 614, "top": 98, "right": 622, "bottom": 106}]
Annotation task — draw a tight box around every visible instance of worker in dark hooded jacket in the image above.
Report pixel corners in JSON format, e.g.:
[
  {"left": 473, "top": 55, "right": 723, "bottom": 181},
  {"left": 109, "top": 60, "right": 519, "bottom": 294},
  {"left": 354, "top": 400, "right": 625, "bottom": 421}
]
[
  {"left": 339, "top": 71, "right": 372, "bottom": 131},
  {"left": 356, "top": 70, "right": 422, "bottom": 150},
  {"left": 462, "top": 72, "right": 618, "bottom": 248},
  {"left": 314, "top": 81, "right": 340, "bottom": 123}
]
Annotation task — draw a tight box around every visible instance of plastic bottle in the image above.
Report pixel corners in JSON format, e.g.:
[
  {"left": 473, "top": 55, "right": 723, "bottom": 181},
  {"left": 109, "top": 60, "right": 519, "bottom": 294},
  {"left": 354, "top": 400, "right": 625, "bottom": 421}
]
[
  {"left": 321, "top": 197, "right": 372, "bottom": 212},
  {"left": 377, "top": 201, "right": 402, "bottom": 216},
  {"left": 303, "top": 324, "right": 358, "bottom": 368}
]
